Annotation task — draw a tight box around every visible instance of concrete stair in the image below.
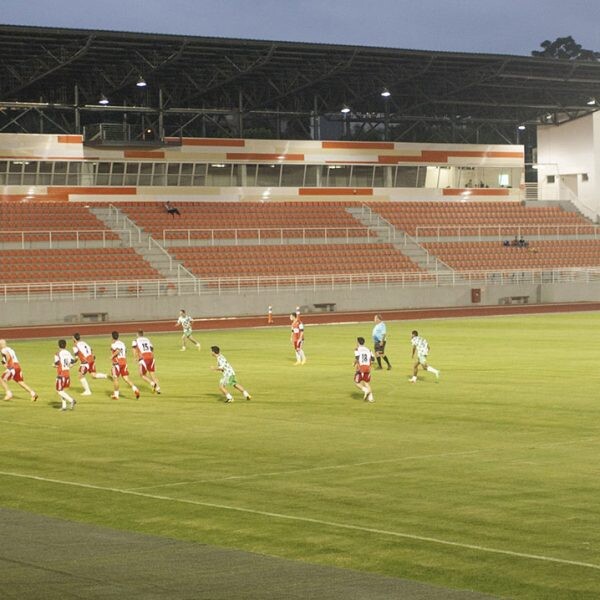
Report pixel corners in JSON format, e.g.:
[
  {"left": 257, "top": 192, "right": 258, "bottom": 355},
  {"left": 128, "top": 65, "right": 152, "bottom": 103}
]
[
  {"left": 89, "top": 206, "right": 196, "bottom": 282},
  {"left": 347, "top": 206, "right": 453, "bottom": 274}
]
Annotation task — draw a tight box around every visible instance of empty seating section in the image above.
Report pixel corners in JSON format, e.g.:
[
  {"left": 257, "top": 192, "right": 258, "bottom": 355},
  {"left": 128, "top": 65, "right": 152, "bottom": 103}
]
[
  {"left": 120, "top": 201, "right": 367, "bottom": 240},
  {"left": 0, "top": 248, "right": 160, "bottom": 283},
  {"left": 0, "top": 202, "right": 119, "bottom": 242},
  {"left": 368, "top": 201, "right": 592, "bottom": 237},
  {"left": 171, "top": 243, "right": 423, "bottom": 278},
  {"left": 423, "top": 240, "right": 600, "bottom": 270}
]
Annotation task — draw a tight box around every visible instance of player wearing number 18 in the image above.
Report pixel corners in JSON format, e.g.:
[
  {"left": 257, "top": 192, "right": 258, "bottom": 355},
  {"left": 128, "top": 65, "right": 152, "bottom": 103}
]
[{"left": 354, "top": 337, "right": 375, "bottom": 403}]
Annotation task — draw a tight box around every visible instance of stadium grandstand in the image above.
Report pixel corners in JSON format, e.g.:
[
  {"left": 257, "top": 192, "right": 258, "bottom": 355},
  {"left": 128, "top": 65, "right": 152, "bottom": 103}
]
[{"left": 1, "top": 24, "right": 600, "bottom": 326}]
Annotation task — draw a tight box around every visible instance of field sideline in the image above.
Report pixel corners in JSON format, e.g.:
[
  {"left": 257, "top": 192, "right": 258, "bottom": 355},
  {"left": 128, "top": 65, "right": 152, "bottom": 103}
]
[{"left": 1, "top": 311, "right": 600, "bottom": 598}]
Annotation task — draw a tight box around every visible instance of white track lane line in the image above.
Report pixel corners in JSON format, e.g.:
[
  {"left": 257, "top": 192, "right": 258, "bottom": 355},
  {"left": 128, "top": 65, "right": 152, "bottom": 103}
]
[{"left": 1, "top": 469, "right": 599, "bottom": 572}]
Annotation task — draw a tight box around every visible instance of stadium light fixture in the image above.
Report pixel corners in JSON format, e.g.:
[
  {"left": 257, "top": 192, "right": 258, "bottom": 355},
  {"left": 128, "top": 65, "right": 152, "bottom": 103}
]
[
  {"left": 517, "top": 124, "right": 526, "bottom": 131},
  {"left": 587, "top": 97, "right": 597, "bottom": 106},
  {"left": 340, "top": 105, "right": 351, "bottom": 114},
  {"left": 380, "top": 88, "right": 391, "bottom": 98},
  {"left": 98, "top": 94, "right": 109, "bottom": 105},
  {"left": 136, "top": 76, "right": 147, "bottom": 88}
]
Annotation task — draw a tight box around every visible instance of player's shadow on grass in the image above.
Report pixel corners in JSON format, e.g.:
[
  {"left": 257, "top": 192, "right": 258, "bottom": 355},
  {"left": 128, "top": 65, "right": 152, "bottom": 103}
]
[
  {"left": 351, "top": 392, "right": 366, "bottom": 401},
  {"left": 48, "top": 401, "right": 63, "bottom": 409}
]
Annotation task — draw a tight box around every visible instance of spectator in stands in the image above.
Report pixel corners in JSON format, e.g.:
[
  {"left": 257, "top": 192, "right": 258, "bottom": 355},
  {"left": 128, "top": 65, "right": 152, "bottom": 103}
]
[
  {"left": 518, "top": 236, "right": 529, "bottom": 248},
  {"left": 465, "top": 179, "right": 473, "bottom": 188},
  {"left": 502, "top": 239, "right": 510, "bottom": 247},
  {"left": 165, "top": 201, "right": 181, "bottom": 218}
]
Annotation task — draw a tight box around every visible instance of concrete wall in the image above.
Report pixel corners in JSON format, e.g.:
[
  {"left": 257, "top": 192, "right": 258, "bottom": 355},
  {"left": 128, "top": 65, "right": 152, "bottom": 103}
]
[
  {"left": 2, "top": 281, "right": 597, "bottom": 328},
  {"left": 537, "top": 113, "right": 600, "bottom": 218}
]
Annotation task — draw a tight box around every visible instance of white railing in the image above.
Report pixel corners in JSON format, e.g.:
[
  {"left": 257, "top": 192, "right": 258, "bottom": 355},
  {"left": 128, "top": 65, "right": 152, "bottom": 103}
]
[
  {"left": 108, "top": 204, "right": 143, "bottom": 243},
  {"left": 161, "top": 226, "right": 390, "bottom": 246},
  {"left": 3, "top": 267, "right": 600, "bottom": 302},
  {"left": 414, "top": 223, "right": 600, "bottom": 242},
  {"left": 0, "top": 229, "right": 133, "bottom": 248}
]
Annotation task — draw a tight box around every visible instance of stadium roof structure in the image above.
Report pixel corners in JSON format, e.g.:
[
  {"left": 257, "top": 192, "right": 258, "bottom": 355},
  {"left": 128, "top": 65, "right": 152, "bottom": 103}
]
[{"left": 1, "top": 24, "right": 600, "bottom": 146}]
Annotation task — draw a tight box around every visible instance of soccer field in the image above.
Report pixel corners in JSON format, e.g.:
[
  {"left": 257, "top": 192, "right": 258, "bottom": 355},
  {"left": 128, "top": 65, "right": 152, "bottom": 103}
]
[{"left": 1, "top": 312, "right": 600, "bottom": 598}]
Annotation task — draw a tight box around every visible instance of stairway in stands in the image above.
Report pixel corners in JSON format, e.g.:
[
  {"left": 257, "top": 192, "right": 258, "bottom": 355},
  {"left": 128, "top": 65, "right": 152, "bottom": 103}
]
[
  {"left": 346, "top": 205, "right": 454, "bottom": 274},
  {"left": 89, "top": 205, "right": 196, "bottom": 283}
]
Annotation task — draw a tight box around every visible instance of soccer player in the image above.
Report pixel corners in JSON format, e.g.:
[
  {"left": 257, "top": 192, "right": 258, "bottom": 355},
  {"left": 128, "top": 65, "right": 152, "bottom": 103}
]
[
  {"left": 410, "top": 330, "right": 440, "bottom": 383},
  {"left": 354, "top": 337, "right": 374, "bottom": 403},
  {"left": 110, "top": 331, "right": 140, "bottom": 400},
  {"left": 54, "top": 339, "right": 77, "bottom": 411},
  {"left": 372, "top": 314, "right": 391, "bottom": 370},
  {"left": 210, "top": 346, "right": 252, "bottom": 403},
  {"left": 72, "top": 332, "right": 108, "bottom": 396},
  {"left": 132, "top": 330, "right": 161, "bottom": 394},
  {"left": 290, "top": 312, "right": 306, "bottom": 365},
  {"left": 176, "top": 309, "right": 201, "bottom": 351},
  {"left": 0, "top": 339, "right": 38, "bottom": 402}
]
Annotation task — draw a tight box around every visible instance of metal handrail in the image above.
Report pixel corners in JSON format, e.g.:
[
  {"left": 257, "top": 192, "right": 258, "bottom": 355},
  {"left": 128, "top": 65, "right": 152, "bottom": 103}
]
[
  {"left": 414, "top": 223, "right": 600, "bottom": 242},
  {"left": 0, "top": 228, "right": 132, "bottom": 248},
  {"left": 2, "top": 267, "right": 600, "bottom": 302},
  {"left": 161, "top": 226, "right": 387, "bottom": 246}
]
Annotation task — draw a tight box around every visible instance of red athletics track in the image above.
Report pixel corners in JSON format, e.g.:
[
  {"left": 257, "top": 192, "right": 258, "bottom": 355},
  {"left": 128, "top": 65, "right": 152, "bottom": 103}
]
[{"left": 2, "top": 301, "right": 600, "bottom": 340}]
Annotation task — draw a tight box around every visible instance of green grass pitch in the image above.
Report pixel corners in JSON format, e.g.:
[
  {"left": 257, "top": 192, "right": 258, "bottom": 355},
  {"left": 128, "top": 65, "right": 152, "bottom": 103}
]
[{"left": 1, "top": 312, "right": 600, "bottom": 598}]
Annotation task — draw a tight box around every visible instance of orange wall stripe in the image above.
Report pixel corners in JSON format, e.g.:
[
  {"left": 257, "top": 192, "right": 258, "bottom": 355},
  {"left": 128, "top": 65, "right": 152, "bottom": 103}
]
[
  {"left": 322, "top": 141, "right": 395, "bottom": 150},
  {"left": 181, "top": 138, "right": 245, "bottom": 147},
  {"left": 48, "top": 187, "right": 138, "bottom": 196},
  {"left": 124, "top": 150, "right": 165, "bottom": 159},
  {"left": 443, "top": 188, "right": 510, "bottom": 196},
  {"left": 299, "top": 188, "right": 373, "bottom": 196},
  {"left": 379, "top": 150, "right": 523, "bottom": 164},
  {"left": 226, "top": 153, "right": 304, "bottom": 161},
  {"left": 57, "top": 135, "right": 83, "bottom": 144}
]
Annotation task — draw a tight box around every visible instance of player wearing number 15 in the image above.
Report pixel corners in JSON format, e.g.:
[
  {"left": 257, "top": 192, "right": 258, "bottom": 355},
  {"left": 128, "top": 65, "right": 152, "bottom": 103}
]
[
  {"left": 354, "top": 337, "right": 374, "bottom": 403},
  {"left": 132, "top": 330, "right": 161, "bottom": 394}
]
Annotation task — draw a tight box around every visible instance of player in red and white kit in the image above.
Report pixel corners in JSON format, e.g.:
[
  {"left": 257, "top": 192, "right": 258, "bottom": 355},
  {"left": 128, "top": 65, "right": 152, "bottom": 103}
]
[
  {"left": 354, "top": 336, "right": 374, "bottom": 403},
  {"left": 54, "top": 339, "right": 77, "bottom": 411},
  {"left": 132, "top": 330, "right": 161, "bottom": 394},
  {"left": 290, "top": 312, "right": 306, "bottom": 365},
  {"left": 0, "top": 339, "right": 38, "bottom": 402},
  {"left": 72, "top": 332, "right": 108, "bottom": 396},
  {"left": 110, "top": 331, "right": 140, "bottom": 400}
]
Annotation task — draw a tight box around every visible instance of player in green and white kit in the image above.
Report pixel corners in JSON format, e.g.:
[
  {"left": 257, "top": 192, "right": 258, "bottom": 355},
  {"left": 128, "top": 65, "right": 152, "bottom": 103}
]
[
  {"left": 410, "top": 330, "right": 440, "bottom": 383},
  {"left": 176, "top": 309, "right": 201, "bottom": 351},
  {"left": 210, "top": 346, "right": 252, "bottom": 403}
]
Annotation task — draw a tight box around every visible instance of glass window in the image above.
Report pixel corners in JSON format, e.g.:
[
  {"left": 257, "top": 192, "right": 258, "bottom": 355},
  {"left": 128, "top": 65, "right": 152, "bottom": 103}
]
[
  {"left": 256, "top": 164, "right": 281, "bottom": 186},
  {"left": 124, "top": 162, "right": 139, "bottom": 185},
  {"left": 152, "top": 163, "right": 166, "bottom": 186},
  {"left": 304, "top": 165, "right": 319, "bottom": 187},
  {"left": 245, "top": 164, "right": 258, "bottom": 186},
  {"left": 192, "top": 163, "right": 206, "bottom": 186},
  {"left": 167, "top": 163, "right": 180, "bottom": 185},
  {"left": 350, "top": 165, "right": 374, "bottom": 187},
  {"left": 110, "top": 162, "right": 124, "bottom": 185},
  {"left": 394, "top": 166, "right": 418, "bottom": 187},
  {"left": 206, "top": 163, "right": 232, "bottom": 186},
  {"left": 281, "top": 164, "right": 305, "bottom": 187},
  {"left": 326, "top": 165, "right": 350, "bottom": 187},
  {"left": 66, "top": 162, "right": 81, "bottom": 185},
  {"left": 0, "top": 161, "right": 7, "bottom": 174},
  {"left": 138, "top": 162, "right": 152, "bottom": 185},
  {"left": 373, "top": 166, "right": 386, "bottom": 187}
]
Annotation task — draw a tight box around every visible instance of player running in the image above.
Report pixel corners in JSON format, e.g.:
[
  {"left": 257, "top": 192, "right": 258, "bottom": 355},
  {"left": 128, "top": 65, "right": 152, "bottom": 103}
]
[
  {"left": 54, "top": 339, "right": 77, "bottom": 411},
  {"left": 72, "top": 332, "right": 108, "bottom": 396},
  {"left": 290, "top": 312, "right": 306, "bottom": 365},
  {"left": 176, "top": 309, "right": 201, "bottom": 351},
  {"left": 0, "top": 339, "right": 38, "bottom": 402},
  {"left": 354, "top": 337, "right": 375, "bottom": 402},
  {"left": 410, "top": 330, "right": 440, "bottom": 383},
  {"left": 132, "top": 330, "right": 161, "bottom": 394},
  {"left": 110, "top": 331, "right": 140, "bottom": 400},
  {"left": 210, "top": 346, "right": 252, "bottom": 403}
]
